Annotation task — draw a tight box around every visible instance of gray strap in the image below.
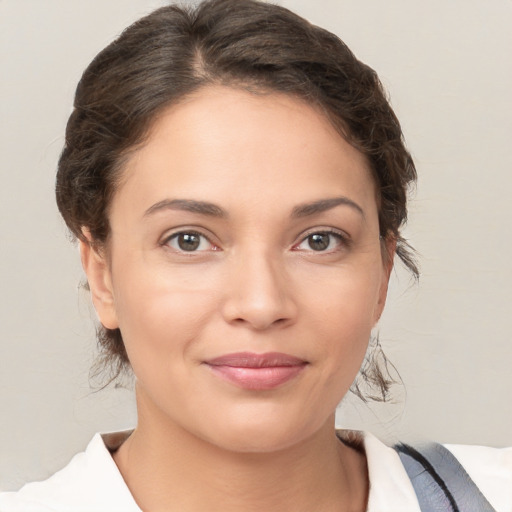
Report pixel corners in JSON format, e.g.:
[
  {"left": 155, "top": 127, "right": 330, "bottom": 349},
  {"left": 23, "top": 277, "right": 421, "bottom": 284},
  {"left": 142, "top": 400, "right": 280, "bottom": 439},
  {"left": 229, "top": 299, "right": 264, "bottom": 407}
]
[{"left": 396, "top": 442, "right": 497, "bottom": 512}]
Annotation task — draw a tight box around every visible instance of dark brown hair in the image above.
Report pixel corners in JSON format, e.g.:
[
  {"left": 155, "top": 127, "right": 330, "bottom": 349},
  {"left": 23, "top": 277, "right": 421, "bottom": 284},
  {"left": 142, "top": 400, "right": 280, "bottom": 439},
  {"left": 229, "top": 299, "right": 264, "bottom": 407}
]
[{"left": 56, "top": 0, "right": 417, "bottom": 396}]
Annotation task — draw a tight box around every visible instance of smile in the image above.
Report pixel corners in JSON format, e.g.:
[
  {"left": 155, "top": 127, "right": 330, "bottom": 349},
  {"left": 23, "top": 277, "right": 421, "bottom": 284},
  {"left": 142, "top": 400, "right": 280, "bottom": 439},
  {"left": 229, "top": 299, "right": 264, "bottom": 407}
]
[{"left": 204, "top": 352, "right": 308, "bottom": 390}]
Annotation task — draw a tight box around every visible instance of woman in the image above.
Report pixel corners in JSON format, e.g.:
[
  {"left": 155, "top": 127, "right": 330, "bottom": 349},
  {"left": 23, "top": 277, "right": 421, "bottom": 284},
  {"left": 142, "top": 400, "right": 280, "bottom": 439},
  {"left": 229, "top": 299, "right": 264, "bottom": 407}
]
[{"left": 0, "top": 0, "right": 510, "bottom": 510}]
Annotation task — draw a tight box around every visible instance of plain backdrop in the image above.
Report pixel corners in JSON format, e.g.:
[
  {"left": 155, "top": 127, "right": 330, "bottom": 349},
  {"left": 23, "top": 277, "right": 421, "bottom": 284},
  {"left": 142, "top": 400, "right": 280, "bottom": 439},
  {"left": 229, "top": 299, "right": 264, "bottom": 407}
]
[{"left": 0, "top": 0, "right": 511, "bottom": 491}]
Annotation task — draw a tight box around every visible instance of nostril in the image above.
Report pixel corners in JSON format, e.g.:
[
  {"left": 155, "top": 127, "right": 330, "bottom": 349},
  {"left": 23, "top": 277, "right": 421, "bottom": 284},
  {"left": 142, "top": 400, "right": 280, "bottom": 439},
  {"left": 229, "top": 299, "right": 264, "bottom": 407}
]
[
  {"left": 220, "top": 261, "right": 298, "bottom": 329},
  {"left": 233, "top": 316, "right": 287, "bottom": 327}
]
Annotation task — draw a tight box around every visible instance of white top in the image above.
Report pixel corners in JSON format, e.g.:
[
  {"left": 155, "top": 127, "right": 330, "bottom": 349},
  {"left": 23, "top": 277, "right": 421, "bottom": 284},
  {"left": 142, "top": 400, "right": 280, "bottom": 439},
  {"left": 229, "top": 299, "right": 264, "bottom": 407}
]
[{"left": 0, "top": 431, "right": 511, "bottom": 511}]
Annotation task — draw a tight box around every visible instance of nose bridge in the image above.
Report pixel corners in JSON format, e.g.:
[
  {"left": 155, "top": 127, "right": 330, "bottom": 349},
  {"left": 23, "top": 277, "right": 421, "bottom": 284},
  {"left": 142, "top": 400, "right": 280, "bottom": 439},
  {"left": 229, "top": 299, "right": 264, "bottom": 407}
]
[{"left": 221, "top": 244, "right": 296, "bottom": 329}]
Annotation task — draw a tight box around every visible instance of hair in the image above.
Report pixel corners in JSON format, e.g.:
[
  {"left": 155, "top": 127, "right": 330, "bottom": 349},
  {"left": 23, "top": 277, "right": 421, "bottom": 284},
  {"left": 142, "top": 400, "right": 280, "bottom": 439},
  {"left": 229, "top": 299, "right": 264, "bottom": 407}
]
[{"left": 56, "top": 0, "right": 418, "bottom": 398}]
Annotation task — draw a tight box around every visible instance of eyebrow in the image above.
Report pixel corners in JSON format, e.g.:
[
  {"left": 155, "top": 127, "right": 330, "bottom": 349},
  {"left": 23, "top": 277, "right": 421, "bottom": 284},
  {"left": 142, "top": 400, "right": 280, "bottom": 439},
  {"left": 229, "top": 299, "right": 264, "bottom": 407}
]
[
  {"left": 143, "top": 195, "right": 364, "bottom": 220},
  {"left": 144, "top": 199, "right": 227, "bottom": 218},
  {"left": 291, "top": 196, "right": 365, "bottom": 219}
]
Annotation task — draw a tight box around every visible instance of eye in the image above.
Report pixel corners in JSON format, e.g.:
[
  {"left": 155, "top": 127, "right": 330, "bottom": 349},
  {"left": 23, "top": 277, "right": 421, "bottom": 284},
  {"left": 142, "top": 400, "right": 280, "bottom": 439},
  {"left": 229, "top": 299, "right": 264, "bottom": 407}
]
[
  {"left": 164, "top": 231, "right": 216, "bottom": 252},
  {"left": 294, "top": 231, "right": 347, "bottom": 252}
]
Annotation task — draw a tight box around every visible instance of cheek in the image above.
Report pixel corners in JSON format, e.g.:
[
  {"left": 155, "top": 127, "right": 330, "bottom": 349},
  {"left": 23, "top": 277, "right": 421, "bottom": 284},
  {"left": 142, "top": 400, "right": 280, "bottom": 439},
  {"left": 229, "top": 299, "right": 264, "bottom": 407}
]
[
  {"left": 303, "top": 263, "right": 383, "bottom": 369},
  {"left": 302, "top": 257, "right": 383, "bottom": 328},
  {"left": 110, "top": 261, "right": 221, "bottom": 373}
]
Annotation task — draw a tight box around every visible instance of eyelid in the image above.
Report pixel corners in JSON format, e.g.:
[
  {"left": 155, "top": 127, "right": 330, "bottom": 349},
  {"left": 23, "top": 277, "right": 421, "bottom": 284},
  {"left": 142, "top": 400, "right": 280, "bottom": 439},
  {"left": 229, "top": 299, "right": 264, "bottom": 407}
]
[
  {"left": 160, "top": 227, "right": 220, "bottom": 252},
  {"left": 292, "top": 227, "right": 352, "bottom": 251}
]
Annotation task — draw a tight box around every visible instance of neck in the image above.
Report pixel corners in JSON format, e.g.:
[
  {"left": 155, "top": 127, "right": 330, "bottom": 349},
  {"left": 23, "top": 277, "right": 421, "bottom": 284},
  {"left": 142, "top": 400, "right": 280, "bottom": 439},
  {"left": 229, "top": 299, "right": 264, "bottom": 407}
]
[{"left": 113, "top": 388, "right": 368, "bottom": 512}]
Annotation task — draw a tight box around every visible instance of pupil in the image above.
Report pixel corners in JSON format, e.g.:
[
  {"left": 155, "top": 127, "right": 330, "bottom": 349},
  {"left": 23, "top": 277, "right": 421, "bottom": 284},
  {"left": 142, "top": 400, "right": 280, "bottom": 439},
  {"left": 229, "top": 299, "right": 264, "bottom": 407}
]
[
  {"left": 178, "top": 233, "right": 200, "bottom": 251},
  {"left": 308, "top": 233, "right": 329, "bottom": 251}
]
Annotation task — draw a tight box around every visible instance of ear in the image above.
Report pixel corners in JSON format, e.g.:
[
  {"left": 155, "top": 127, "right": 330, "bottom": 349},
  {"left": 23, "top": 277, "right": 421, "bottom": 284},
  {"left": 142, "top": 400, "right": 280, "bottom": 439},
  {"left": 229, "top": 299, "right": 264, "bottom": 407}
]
[
  {"left": 373, "top": 236, "right": 396, "bottom": 324},
  {"left": 79, "top": 230, "right": 119, "bottom": 330}
]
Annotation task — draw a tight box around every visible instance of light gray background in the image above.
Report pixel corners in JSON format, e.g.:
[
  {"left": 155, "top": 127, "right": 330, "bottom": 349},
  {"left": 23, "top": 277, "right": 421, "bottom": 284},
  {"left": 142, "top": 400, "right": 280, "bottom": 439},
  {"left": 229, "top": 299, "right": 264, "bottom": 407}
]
[{"left": 1, "top": 0, "right": 511, "bottom": 492}]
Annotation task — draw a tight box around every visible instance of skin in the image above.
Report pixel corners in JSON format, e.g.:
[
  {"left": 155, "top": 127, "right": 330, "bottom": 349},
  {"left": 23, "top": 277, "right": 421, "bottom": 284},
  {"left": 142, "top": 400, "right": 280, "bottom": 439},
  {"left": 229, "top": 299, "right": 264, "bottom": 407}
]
[{"left": 81, "top": 86, "right": 394, "bottom": 512}]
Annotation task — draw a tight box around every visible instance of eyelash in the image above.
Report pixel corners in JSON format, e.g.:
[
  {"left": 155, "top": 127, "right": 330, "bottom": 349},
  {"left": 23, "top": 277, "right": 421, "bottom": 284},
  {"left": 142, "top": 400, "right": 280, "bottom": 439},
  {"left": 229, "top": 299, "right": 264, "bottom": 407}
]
[
  {"left": 162, "top": 230, "right": 218, "bottom": 253},
  {"left": 292, "top": 229, "right": 351, "bottom": 253},
  {"left": 161, "top": 228, "right": 350, "bottom": 254}
]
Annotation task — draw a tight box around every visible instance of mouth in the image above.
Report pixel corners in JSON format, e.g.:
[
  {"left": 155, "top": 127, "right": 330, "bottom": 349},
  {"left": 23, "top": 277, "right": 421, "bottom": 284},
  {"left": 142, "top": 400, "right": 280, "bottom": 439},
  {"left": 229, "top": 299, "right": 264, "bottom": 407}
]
[{"left": 203, "top": 352, "right": 308, "bottom": 391}]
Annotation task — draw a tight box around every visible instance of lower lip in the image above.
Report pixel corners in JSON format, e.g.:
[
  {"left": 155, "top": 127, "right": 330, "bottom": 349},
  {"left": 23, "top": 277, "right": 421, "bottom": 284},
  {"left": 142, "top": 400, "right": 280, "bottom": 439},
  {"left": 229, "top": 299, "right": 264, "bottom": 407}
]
[{"left": 206, "top": 364, "right": 306, "bottom": 390}]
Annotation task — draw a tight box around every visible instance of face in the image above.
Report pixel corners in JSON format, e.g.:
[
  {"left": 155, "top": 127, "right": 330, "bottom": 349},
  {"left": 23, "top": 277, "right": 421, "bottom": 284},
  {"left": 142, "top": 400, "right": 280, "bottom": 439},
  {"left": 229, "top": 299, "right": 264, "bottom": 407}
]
[{"left": 82, "top": 86, "right": 393, "bottom": 453}]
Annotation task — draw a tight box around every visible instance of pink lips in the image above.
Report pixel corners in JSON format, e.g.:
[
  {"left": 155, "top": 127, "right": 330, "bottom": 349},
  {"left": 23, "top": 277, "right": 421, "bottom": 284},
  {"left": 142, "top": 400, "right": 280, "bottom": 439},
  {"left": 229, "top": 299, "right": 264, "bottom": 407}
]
[{"left": 204, "top": 352, "right": 307, "bottom": 390}]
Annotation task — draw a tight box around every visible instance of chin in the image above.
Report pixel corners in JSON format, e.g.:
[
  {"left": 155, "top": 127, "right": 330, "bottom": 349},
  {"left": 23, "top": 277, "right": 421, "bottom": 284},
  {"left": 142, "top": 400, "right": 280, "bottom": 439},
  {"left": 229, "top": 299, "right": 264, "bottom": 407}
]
[
  {"left": 193, "top": 407, "right": 332, "bottom": 454},
  {"left": 205, "top": 428, "right": 306, "bottom": 454}
]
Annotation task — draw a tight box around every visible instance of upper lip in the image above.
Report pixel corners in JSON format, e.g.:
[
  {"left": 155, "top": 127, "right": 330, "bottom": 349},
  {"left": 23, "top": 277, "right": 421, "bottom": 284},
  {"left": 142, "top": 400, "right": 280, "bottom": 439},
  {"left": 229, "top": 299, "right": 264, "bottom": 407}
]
[{"left": 205, "top": 352, "right": 307, "bottom": 368}]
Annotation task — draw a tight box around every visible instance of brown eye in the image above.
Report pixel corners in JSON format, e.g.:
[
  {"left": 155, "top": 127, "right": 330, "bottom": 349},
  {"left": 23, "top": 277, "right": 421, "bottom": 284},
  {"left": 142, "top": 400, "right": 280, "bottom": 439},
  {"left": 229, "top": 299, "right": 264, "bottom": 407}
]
[
  {"left": 308, "top": 233, "right": 330, "bottom": 251},
  {"left": 177, "top": 233, "right": 201, "bottom": 251},
  {"left": 166, "top": 231, "right": 213, "bottom": 252},
  {"left": 294, "top": 231, "right": 347, "bottom": 253}
]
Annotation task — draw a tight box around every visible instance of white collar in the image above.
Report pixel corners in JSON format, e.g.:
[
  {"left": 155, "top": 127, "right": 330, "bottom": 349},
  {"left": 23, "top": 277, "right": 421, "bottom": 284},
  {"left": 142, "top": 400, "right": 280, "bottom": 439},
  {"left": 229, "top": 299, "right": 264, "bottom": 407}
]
[
  {"left": 362, "top": 431, "right": 421, "bottom": 512},
  {"left": 9, "top": 432, "right": 140, "bottom": 511},
  {"left": 8, "top": 430, "right": 420, "bottom": 511}
]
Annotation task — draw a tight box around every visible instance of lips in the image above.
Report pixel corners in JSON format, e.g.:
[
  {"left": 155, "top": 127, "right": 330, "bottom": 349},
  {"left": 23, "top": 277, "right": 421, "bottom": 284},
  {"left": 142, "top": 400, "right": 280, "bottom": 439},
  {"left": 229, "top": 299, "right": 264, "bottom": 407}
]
[{"left": 204, "top": 352, "right": 308, "bottom": 390}]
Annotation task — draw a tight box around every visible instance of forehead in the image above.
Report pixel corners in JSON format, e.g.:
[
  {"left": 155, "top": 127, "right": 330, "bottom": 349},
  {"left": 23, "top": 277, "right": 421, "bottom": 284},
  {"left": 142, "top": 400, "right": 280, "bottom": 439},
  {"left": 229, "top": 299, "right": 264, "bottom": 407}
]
[{"left": 115, "top": 86, "right": 377, "bottom": 218}]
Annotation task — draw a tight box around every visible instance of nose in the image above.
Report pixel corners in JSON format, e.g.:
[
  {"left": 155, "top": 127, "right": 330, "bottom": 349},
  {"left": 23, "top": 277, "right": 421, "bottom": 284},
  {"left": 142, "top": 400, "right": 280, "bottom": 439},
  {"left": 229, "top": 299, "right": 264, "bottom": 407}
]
[{"left": 221, "top": 251, "right": 298, "bottom": 330}]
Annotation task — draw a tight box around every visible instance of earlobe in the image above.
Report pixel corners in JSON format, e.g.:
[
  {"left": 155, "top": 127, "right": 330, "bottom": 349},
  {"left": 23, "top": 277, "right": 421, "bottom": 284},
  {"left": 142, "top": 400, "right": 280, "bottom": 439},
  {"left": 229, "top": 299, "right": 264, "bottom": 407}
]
[
  {"left": 79, "top": 231, "right": 119, "bottom": 330},
  {"left": 374, "top": 236, "right": 396, "bottom": 324}
]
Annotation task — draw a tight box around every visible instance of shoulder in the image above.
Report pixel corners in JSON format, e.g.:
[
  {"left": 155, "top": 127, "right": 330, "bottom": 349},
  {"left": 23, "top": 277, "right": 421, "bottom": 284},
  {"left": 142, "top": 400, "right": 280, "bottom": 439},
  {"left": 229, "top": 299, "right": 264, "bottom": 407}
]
[
  {"left": 356, "top": 431, "right": 423, "bottom": 512},
  {"left": 0, "top": 433, "right": 140, "bottom": 512},
  {"left": 444, "top": 442, "right": 512, "bottom": 512},
  {"left": 339, "top": 430, "right": 512, "bottom": 512}
]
